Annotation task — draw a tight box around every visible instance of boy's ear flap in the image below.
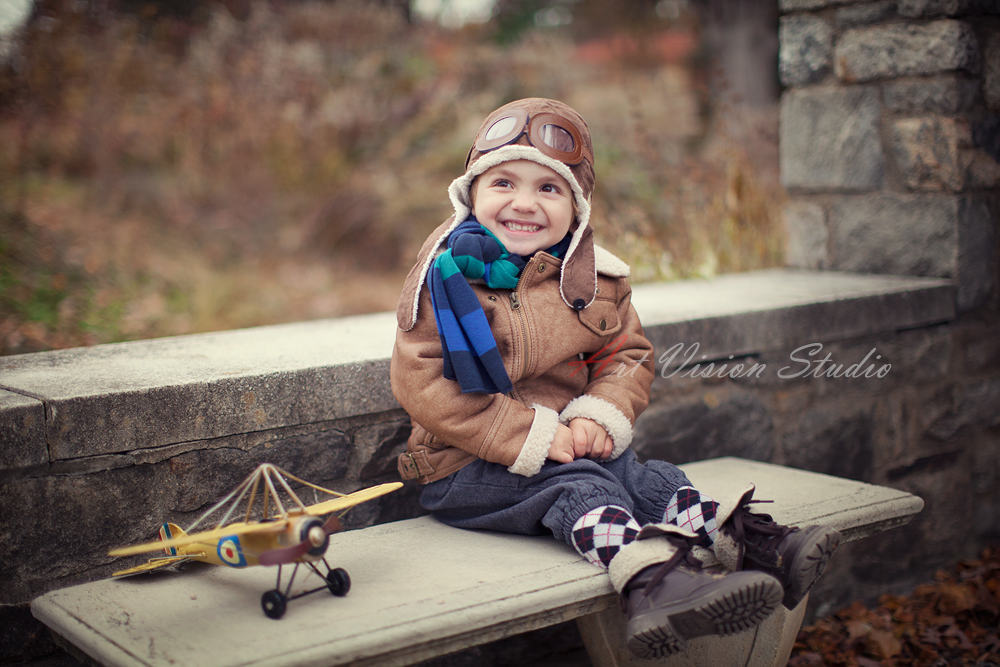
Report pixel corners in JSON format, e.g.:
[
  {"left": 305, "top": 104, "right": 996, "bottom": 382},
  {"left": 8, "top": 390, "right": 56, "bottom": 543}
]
[{"left": 561, "top": 226, "right": 597, "bottom": 310}]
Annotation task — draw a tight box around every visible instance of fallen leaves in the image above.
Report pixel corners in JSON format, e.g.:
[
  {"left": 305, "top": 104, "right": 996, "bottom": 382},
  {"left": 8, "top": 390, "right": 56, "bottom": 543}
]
[{"left": 789, "top": 547, "right": 1000, "bottom": 667}]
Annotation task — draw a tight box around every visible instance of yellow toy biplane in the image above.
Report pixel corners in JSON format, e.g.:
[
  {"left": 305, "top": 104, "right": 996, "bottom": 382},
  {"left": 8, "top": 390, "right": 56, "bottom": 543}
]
[{"left": 108, "top": 463, "right": 402, "bottom": 619}]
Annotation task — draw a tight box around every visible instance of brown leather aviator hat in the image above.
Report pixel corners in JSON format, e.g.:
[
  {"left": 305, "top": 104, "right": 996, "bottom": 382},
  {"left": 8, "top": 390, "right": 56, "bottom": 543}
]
[
  {"left": 464, "top": 98, "right": 596, "bottom": 201},
  {"left": 398, "top": 97, "right": 627, "bottom": 332}
]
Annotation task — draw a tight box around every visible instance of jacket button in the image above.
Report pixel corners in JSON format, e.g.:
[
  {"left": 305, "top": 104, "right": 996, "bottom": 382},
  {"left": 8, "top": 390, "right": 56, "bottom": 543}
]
[
  {"left": 600, "top": 319, "right": 607, "bottom": 331},
  {"left": 573, "top": 298, "right": 585, "bottom": 310},
  {"left": 538, "top": 263, "right": 546, "bottom": 272}
]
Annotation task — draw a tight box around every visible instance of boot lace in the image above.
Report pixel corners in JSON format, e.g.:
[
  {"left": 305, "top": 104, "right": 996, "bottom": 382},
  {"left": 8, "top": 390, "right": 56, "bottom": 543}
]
[
  {"left": 618, "top": 533, "right": 701, "bottom": 612},
  {"left": 730, "top": 500, "right": 797, "bottom": 570}
]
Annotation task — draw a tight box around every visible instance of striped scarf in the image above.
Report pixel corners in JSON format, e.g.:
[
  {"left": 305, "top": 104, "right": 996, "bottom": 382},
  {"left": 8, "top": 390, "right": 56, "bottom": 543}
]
[{"left": 429, "top": 217, "right": 570, "bottom": 394}]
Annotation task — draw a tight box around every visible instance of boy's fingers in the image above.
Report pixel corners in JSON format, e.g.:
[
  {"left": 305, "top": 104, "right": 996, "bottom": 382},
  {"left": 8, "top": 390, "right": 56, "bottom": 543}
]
[
  {"left": 572, "top": 426, "right": 589, "bottom": 458},
  {"left": 599, "top": 435, "right": 614, "bottom": 459},
  {"left": 589, "top": 431, "right": 608, "bottom": 459}
]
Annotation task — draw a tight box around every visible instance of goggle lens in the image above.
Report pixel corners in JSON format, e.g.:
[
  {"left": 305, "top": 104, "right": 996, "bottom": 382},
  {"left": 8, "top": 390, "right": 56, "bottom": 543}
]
[
  {"left": 484, "top": 115, "right": 520, "bottom": 141},
  {"left": 470, "top": 108, "right": 590, "bottom": 167},
  {"left": 538, "top": 124, "right": 575, "bottom": 153}
]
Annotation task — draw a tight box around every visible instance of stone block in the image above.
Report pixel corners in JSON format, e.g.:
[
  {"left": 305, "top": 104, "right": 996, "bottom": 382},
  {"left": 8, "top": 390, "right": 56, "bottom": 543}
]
[
  {"left": 0, "top": 390, "right": 47, "bottom": 470},
  {"left": 925, "top": 378, "right": 1000, "bottom": 440},
  {"left": 783, "top": 200, "right": 829, "bottom": 269},
  {"left": 897, "top": 0, "right": 1000, "bottom": 16},
  {"left": 829, "top": 193, "right": 955, "bottom": 276},
  {"left": 882, "top": 75, "right": 980, "bottom": 115},
  {"left": 836, "top": 1, "right": 896, "bottom": 28},
  {"left": 779, "top": 0, "right": 844, "bottom": 10},
  {"left": 164, "top": 429, "right": 352, "bottom": 513},
  {"left": 779, "top": 14, "right": 833, "bottom": 86},
  {"left": 889, "top": 114, "right": 1000, "bottom": 192},
  {"left": 0, "top": 313, "right": 400, "bottom": 460},
  {"left": 780, "top": 86, "right": 884, "bottom": 191},
  {"left": 633, "top": 391, "right": 774, "bottom": 465},
  {"left": 835, "top": 20, "right": 980, "bottom": 83},
  {"left": 781, "top": 401, "right": 876, "bottom": 481},
  {"left": 955, "top": 195, "right": 998, "bottom": 310},
  {"left": 634, "top": 271, "right": 955, "bottom": 377},
  {"left": 353, "top": 417, "right": 411, "bottom": 480},
  {"left": 967, "top": 115, "right": 1000, "bottom": 187},
  {"left": 890, "top": 116, "right": 969, "bottom": 192},
  {"left": 860, "top": 454, "right": 978, "bottom": 579},
  {"left": 828, "top": 193, "right": 997, "bottom": 310},
  {"left": 986, "top": 32, "right": 1000, "bottom": 111}
]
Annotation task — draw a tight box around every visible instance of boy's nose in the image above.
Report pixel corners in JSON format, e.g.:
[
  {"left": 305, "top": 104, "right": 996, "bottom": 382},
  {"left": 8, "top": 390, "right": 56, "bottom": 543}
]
[{"left": 511, "top": 190, "right": 538, "bottom": 212}]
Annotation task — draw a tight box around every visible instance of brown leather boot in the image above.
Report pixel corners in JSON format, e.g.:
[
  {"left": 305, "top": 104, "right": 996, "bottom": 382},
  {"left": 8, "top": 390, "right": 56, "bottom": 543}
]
[
  {"left": 715, "top": 485, "right": 841, "bottom": 609},
  {"left": 610, "top": 524, "right": 783, "bottom": 659}
]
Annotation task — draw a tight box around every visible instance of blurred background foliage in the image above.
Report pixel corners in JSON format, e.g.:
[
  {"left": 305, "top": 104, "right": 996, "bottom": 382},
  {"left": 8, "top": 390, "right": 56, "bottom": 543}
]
[{"left": 0, "top": 0, "right": 784, "bottom": 355}]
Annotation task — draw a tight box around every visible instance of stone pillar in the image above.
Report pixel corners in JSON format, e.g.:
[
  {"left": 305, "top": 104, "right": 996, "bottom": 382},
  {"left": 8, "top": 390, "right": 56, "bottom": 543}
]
[{"left": 779, "top": 0, "right": 999, "bottom": 311}]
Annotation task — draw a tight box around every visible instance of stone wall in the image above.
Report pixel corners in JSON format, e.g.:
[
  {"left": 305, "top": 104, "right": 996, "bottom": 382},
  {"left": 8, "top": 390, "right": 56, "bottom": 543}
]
[
  {"left": 779, "top": 0, "right": 1000, "bottom": 311},
  {"left": 770, "top": 0, "right": 1000, "bottom": 619},
  {"left": 630, "top": 313, "right": 1000, "bottom": 619}
]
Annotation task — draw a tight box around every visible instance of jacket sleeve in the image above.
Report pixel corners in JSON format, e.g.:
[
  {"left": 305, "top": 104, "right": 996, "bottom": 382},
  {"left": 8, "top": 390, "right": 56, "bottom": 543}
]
[
  {"left": 558, "top": 279, "right": 654, "bottom": 460},
  {"left": 391, "top": 284, "right": 558, "bottom": 474}
]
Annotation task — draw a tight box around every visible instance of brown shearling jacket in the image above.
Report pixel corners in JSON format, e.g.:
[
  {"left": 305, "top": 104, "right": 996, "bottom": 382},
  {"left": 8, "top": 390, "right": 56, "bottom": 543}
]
[{"left": 391, "top": 218, "right": 655, "bottom": 485}]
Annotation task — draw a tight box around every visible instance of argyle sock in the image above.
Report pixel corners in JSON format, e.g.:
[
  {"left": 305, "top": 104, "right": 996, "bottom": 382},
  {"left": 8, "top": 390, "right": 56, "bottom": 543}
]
[
  {"left": 571, "top": 505, "right": 641, "bottom": 569},
  {"left": 665, "top": 486, "right": 719, "bottom": 548}
]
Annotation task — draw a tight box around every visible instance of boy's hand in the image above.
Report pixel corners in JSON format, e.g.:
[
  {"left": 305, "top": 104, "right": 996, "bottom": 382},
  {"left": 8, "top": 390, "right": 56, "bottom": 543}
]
[
  {"left": 569, "top": 418, "right": 613, "bottom": 460},
  {"left": 547, "top": 419, "right": 614, "bottom": 463},
  {"left": 547, "top": 424, "right": 576, "bottom": 463}
]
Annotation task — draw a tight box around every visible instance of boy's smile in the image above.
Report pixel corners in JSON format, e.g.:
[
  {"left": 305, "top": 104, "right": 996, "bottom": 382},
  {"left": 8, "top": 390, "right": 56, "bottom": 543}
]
[{"left": 472, "top": 160, "right": 574, "bottom": 257}]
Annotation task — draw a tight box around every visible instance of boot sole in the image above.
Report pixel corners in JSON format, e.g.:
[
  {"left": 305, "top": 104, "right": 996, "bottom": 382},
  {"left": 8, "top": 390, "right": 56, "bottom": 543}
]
[
  {"left": 626, "top": 572, "right": 783, "bottom": 659},
  {"left": 782, "top": 525, "right": 841, "bottom": 609}
]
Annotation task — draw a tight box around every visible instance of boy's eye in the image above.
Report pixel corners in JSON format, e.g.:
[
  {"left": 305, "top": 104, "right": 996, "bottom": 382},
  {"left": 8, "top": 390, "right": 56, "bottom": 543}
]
[
  {"left": 492, "top": 179, "right": 512, "bottom": 188},
  {"left": 540, "top": 183, "right": 561, "bottom": 194}
]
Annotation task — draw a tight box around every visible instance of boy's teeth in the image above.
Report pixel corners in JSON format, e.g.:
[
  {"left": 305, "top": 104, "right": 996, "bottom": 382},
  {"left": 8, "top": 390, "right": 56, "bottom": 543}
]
[{"left": 505, "top": 222, "right": 540, "bottom": 232}]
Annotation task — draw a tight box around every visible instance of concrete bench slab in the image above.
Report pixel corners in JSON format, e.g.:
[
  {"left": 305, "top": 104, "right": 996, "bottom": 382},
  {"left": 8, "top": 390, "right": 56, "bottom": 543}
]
[{"left": 31, "top": 458, "right": 923, "bottom": 667}]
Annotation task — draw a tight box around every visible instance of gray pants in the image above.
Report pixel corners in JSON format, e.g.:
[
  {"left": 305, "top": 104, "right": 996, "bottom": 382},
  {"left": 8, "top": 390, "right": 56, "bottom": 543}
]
[{"left": 420, "top": 449, "right": 692, "bottom": 549}]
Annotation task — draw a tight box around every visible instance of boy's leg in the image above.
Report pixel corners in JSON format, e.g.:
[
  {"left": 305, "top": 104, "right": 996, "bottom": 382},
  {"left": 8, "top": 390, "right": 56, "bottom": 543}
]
[
  {"left": 713, "top": 485, "right": 841, "bottom": 609},
  {"left": 594, "top": 450, "right": 720, "bottom": 546},
  {"left": 421, "top": 456, "right": 785, "bottom": 659},
  {"left": 597, "top": 452, "right": 840, "bottom": 610},
  {"left": 419, "top": 457, "right": 643, "bottom": 546},
  {"left": 607, "top": 522, "right": 783, "bottom": 659}
]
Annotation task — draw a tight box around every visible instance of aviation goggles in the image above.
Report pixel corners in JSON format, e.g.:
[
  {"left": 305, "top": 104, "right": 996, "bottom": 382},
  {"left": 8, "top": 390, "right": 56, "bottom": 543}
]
[{"left": 471, "top": 108, "right": 593, "bottom": 167}]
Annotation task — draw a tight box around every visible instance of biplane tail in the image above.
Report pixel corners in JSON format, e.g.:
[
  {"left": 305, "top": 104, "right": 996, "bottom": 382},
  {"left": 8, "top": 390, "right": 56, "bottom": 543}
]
[
  {"left": 111, "top": 524, "right": 200, "bottom": 578},
  {"left": 158, "top": 523, "right": 186, "bottom": 556}
]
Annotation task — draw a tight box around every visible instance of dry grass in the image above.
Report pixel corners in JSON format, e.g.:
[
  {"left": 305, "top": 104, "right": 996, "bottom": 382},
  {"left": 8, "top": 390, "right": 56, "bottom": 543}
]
[{"left": 0, "top": 0, "right": 784, "bottom": 355}]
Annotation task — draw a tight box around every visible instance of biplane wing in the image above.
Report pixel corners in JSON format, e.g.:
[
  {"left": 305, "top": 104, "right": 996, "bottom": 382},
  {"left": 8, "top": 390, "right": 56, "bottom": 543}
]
[
  {"left": 112, "top": 554, "right": 203, "bottom": 578},
  {"left": 304, "top": 482, "right": 403, "bottom": 517},
  {"left": 109, "top": 520, "right": 287, "bottom": 557},
  {"left": 109, "top": 480, "right": 403, "bottom": 559}
]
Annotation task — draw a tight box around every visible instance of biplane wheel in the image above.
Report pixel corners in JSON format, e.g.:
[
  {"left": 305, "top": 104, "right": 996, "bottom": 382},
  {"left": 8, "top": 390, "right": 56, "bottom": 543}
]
[
  {"left": 261, "top": 589, "right": 287, "bottom": 619},
  {"left": 326, "top": 568, "right": 351, "bottom": 597}
]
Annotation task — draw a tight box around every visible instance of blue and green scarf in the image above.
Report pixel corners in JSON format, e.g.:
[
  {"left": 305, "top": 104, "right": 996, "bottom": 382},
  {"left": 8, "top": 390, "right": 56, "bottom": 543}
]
[{"left": 429, "top": 217, "right": 571, "bottom": 394}]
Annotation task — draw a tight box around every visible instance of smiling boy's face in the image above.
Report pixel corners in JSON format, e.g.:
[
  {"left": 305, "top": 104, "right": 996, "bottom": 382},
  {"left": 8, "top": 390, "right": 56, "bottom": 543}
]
[{"left": 471, "top": 159, "right": 574, "bottom": 257}]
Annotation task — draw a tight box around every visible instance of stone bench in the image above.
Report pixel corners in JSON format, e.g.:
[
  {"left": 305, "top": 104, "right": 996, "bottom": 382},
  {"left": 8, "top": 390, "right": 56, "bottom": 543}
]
[{"left": 31, "top": 457, "right": 923, "bottom": 667}]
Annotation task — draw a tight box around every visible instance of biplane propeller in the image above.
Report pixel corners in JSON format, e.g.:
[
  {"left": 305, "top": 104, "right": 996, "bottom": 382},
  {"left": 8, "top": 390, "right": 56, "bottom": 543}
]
[{"left": 108, "top": 463, "right": 402, "bottom": 619}]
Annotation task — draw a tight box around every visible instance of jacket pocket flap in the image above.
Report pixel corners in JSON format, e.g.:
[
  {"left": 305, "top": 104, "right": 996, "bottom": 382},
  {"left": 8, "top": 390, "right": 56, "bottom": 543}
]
[{"left": 578, "top": 300, "right": 621, "bottom": 335}]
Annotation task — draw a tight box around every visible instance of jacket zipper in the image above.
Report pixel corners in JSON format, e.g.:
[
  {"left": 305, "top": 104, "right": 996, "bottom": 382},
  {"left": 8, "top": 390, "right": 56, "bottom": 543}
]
[{"left": 509, "top": 272, "right": 531, "bottom": 380}]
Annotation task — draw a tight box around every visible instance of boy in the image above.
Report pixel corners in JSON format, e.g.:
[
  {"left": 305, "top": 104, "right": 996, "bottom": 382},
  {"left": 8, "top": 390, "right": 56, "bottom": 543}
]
[{"left": 390, "top": 98, "right": 840, "bottom": 658}]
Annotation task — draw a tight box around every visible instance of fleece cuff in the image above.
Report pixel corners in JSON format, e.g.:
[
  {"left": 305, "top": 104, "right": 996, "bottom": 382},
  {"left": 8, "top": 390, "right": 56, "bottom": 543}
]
[
  {"left": 559, "top": 395, "right": 633, "bottom": 460},
  {"left": 507, "top": 404, "right": 560, "bottom": 477},
  {"left": 607, "top": 522, "right": 699, "bottom": 593}
]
